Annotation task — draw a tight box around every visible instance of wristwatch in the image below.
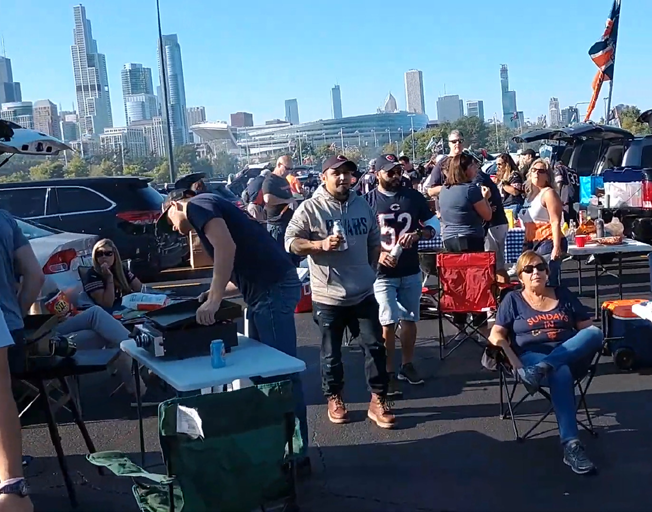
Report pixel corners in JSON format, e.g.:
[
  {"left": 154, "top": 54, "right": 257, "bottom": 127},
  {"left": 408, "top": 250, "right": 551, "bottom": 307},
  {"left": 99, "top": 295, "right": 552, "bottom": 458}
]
[{"left": 0, "top": 479, "right": 29, "bottom": 497}]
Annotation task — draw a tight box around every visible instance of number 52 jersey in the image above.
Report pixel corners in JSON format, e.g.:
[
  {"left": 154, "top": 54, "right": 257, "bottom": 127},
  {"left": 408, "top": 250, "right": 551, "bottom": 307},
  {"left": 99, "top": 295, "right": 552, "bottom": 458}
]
[{"left": 365, "top": 187, "right": 434, "bottom": 279}]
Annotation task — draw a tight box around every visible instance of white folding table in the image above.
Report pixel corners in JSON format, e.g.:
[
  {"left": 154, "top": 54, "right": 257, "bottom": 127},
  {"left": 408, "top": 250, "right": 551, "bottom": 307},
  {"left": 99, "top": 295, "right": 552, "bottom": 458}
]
[
  {"left": 121, "top": 335, "right": 306, "bottom": 464},
  {"left": 568, "top": 238, "right": 652, "bottom": 314}
]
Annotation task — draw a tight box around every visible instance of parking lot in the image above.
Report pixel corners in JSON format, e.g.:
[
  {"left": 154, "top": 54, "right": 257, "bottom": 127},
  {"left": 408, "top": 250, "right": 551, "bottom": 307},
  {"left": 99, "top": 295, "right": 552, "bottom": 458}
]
[{"left": 22, "top": 257, "right": 652, "bottom": 512}]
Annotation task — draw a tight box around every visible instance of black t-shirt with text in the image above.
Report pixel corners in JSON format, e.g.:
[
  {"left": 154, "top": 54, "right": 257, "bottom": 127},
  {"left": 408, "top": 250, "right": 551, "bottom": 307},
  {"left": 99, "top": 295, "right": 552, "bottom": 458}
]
[
  {"left": 186, "top": 194, "right": 294, "bottom": 304},
  {"left": 365, "top": 188, "right": 434, "bottom": 278},
  {"left": 472, "top": 170, "right": 508, "bottom": 228},
  {"left": 262, "top": 173, "right": 294, "bottom": 225}
]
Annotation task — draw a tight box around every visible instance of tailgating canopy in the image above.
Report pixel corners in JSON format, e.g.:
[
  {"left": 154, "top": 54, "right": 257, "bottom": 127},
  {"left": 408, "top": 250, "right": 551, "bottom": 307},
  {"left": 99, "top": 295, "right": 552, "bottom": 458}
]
[{"left": 513, "top": 123, "right": 634, "bottom": 144}]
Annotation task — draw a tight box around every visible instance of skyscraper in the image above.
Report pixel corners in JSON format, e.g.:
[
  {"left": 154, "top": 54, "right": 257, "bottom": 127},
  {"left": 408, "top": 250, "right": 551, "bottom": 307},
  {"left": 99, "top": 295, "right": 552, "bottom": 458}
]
[
  {"left": 549, "top": 97, "right": 561, "bottom": 127},
  {"left": 404, "top": 69, "right": 425, "bottom": 115},
  {"left": 59, "top": 111, "right": 79, "bottom": 142},
  {"left": 437, "top": 95, "right": 464, "bottom": 122},
  {"left": 158, "top": 34, "right": 188, "bottom": 147},
  {"left": 285, "top": 99, "right": 299, "bottom": 125},
  {"left": 0, "top": 56, "right": 22, "bottom": 104},
  {"left": 331, "top": 85, "right": 342, "bottom": 119},
  {"left": 500, "top": 65, "right": 519, "bottom": 129},
  {"left": 561, "top": 106, "right": 579, "bottom": 126},
  {"left": 121, "top": 63, "right": 156, "bottom": 125},
  {"left": 71, "top": 4, "right": 113, "bottom": 136},
  {"left": 33, "top": 100, "right": 61, "bottom": 139},
  {"left": 186, "top": 106, "right": 206, "bottom": 142},
  {"left": 383, "top": 93, "right": 398, "bottom": 113},
  {"left": 466, "top": 100, "right": 485, "bottom": 122},
  {"left": 230, "top": 112, "right": 253, "bottom": 127}
]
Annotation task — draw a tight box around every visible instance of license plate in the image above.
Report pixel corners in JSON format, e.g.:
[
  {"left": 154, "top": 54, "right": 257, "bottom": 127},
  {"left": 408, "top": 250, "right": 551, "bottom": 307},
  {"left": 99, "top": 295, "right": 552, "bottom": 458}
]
[{"left": 80, "top": 256, "right": 93, "bottom": 267}]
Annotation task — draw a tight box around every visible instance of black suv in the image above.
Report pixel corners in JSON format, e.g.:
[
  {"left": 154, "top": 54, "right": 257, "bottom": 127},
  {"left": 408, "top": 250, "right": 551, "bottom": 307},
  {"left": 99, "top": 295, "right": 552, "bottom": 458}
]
[{"left": 0, "top": 176, "right": 186, "bottom": 278}]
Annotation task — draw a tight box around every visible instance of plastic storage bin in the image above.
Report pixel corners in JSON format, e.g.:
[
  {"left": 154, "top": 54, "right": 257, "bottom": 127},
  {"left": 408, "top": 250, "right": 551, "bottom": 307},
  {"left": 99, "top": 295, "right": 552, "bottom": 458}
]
[
  {"left": 602, "top": 168, "right": 644, "bottom": 208},
  {"left": 602, "top": 299, "right": 652, "bottom": 370}
]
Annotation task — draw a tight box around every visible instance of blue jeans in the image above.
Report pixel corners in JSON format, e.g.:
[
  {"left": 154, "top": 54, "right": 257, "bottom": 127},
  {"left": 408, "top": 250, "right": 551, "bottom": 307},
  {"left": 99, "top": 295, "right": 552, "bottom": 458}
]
[
  {"left": 246, "top": 270, "right": 308, "bottom": 456},
  {"left": 519, "top": 326, "right": 604, "bottom": 444}
]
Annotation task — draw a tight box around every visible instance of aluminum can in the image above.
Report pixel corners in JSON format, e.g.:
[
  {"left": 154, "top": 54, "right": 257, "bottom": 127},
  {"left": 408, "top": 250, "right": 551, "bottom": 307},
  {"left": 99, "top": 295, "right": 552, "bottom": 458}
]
[{"left": 210, "top": 340, "right": 226, "bottom": 369}]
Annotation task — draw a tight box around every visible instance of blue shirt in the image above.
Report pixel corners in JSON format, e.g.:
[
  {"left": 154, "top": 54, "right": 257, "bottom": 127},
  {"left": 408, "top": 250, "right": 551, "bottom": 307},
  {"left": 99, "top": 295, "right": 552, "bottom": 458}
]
[
  {"left": 186, "top": 194, "right": 295, "bottom": 304},
  {"left": 496, "top": 287, "right": 591, "bottom": 353},
  {"left": 0, "top": 210, "right": 28, "bottom": 333},
  {"left": 438, "top": 182, "right": 485, "bottom": 240}
]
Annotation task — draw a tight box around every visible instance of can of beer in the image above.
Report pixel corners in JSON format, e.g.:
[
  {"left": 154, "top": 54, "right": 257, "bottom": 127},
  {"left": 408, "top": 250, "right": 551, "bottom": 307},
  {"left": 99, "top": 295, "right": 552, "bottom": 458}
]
[
  {"left": 332, "top": 220, "right": 348, "bottom": 251},
  {"left": 390, "top": 244, "right": 403, "bottom": 259},
  {"left": 210, "top": 340, "right": 226, "bottom": 369}
]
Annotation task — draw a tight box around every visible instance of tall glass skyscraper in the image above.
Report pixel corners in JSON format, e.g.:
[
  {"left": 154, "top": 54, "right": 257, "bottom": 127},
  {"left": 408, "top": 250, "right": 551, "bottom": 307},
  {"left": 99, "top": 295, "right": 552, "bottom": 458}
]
[
  {"left": 404, "top": 69, "right": 425, "bottom": 115},
  {"left": 331, "top": 85, "right": 343, "bottom": 119},
  {"left": 158, "top": 34, "right": 188, "bottom": 147},
  {"left": 500, "top": 64, "right": 519, "bottom": 130},
  {"left": 0, "top": 56, "right": 22, "bottom": 104},
  {"left": 71, "top": 4, "right": 113, "bottom": 136},
  {"left": 121, "top": 63, "right": 156, "bottom": 125},
  {"left": 285, "top": 99, "right": 300, "bottom": 125}
]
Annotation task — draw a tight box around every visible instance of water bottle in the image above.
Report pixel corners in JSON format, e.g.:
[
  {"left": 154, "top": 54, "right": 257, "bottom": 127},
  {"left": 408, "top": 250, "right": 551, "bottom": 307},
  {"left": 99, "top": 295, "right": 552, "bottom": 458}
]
[
  {"left": 332, "top": 220, "right": 348, "bottom": 251},
  {"left": 567, "top": 220, "right": 577, "bottom": 244},
  {"left": 390, "top": 244, "right": 403, "bottom": 260}
]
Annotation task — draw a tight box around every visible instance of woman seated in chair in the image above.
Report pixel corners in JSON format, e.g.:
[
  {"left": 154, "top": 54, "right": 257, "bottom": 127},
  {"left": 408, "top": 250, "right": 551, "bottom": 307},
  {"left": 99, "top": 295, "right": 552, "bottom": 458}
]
[
  {"left": 489, "top": 250, "right": 603, "bottom": 475},
  {"left": 84, "top": 239, "right": 143, "bottom": 311}
]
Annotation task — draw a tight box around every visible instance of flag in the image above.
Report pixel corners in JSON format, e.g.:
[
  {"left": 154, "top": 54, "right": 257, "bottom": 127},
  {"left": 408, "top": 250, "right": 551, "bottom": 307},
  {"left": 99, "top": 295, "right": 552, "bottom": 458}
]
[
  {"left": 584, "top": 0, "right": 621, "bottom": 122},
  {"left": 433, "top": 138, "right": 444, "bottom": 153},
  {"left": 511, "top": 112, "right": 519, "bottom": 121},
  {"left": 424, "top": 136, "right": 436, "bottom": 151}
]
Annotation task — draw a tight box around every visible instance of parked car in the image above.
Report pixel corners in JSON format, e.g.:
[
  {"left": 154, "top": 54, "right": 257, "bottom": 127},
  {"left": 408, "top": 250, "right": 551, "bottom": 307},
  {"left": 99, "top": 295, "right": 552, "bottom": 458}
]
[
  {"left": 0, "top": 177, "right": 187, "bottom": 279},
  {"left": 18, "top": 218, "right": 97, "bottom": 313},
  {"left": 227, "top": 163, "right": 272, "bottom": 198},
  {"left": 206, "top": 180, "right": 244, "bottom": 209}
]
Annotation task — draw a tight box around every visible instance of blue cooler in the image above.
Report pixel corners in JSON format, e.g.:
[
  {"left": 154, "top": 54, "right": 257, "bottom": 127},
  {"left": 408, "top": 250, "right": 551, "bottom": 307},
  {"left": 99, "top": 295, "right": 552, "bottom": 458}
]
[{"left": 602, "top": 299, "right": 652, "bottom": 371}]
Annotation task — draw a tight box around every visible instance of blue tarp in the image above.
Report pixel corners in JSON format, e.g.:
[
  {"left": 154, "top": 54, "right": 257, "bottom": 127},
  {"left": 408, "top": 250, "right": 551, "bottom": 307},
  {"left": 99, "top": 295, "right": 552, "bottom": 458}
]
[{"left": 580, "top": 176, "right": 603, "bottom": 205}]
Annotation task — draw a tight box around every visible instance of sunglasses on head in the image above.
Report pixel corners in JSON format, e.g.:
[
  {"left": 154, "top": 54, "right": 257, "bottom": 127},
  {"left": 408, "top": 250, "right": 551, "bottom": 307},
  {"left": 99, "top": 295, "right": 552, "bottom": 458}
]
[
  {"left": 96, "top": 250, "right": 114, "bottom": 258},
  {"left": 521, "top": 263, "right": 547, "bottom": 274}
]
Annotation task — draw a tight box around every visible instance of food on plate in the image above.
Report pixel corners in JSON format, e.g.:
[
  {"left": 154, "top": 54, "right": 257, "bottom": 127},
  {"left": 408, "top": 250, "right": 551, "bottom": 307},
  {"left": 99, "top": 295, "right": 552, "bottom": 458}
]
[
  {"left": 593, "top": 235, "right": 624, "bottom": 245},
  {"left": 576, "top": 220, "right": 596, "bottom": 236}
]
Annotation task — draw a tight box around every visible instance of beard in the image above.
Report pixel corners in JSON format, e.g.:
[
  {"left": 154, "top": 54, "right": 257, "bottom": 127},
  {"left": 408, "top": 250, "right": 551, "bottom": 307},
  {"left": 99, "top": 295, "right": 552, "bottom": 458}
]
[{"left": 380, "top": 178, "right": 401, "bottom": 192}]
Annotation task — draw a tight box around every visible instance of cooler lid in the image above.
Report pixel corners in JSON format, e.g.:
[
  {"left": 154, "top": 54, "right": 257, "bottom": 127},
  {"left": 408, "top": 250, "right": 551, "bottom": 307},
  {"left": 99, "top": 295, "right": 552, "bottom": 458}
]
[{"left": 602, "top": 299, "right": 646, "bottom": 319}]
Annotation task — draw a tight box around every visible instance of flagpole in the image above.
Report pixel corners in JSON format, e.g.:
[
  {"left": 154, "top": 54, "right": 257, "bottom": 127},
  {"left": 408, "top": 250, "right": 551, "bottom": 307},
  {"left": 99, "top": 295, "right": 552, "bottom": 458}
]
[{"left": 605, "top": 0, "right": 621, "bottom": 124}]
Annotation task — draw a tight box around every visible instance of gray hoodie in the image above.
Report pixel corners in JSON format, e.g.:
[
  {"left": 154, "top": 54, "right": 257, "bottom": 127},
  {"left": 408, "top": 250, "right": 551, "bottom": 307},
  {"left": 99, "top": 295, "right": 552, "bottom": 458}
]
[{"left": 285, "top": 186, "right": 380, "bottom": 307}]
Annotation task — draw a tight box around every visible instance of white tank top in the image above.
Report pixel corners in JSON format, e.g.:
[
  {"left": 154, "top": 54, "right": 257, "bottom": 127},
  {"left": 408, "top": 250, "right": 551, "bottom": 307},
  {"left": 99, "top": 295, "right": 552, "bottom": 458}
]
[{"left": 527, "top": 189, "right": 550, "bottom": 223}]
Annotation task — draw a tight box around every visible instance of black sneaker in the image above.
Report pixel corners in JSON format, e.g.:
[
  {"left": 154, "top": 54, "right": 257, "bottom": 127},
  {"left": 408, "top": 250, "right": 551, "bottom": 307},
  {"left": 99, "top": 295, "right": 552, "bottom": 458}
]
[
  {"left": 397, "top": 363, "right": 425, "bottom": 385},
  {"left": 387, "top": 373, "right": 403, "bottom": 397},
  {"left": 517, "top": 365, "right": 547, "bottom": 395},
  {"left": 347, "top": 336, "right": 363, "bottom": 353},
  {"left": 563, "top": 441, "right": 596, "bottom": 475}
]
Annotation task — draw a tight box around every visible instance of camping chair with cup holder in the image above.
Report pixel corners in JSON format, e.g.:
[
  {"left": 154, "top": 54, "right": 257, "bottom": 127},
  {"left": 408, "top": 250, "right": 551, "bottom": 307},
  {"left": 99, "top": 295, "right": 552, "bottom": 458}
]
[
  {"left": 87, "top": 380, "right": 302, "bottom": 512},
  {"left": 481, "top": 339, "right": 604, "bottom": 442}
]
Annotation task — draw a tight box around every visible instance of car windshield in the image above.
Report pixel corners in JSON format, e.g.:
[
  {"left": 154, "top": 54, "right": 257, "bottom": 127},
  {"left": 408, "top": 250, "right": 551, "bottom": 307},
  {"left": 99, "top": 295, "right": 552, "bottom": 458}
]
[{"left": 16, "top": 218, "right": 53, "bottom": 240}]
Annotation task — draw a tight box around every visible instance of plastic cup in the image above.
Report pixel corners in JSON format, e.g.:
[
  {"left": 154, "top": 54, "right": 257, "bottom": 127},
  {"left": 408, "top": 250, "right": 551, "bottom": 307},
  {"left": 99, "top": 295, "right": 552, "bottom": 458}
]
[{"left": 575, "top": 235, "right": 587, "bottom": 248}]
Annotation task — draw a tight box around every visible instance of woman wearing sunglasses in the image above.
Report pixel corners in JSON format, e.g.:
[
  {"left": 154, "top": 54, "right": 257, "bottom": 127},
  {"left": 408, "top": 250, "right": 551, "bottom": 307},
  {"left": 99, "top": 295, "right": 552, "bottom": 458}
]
[
  {"left": 489, "top": 250, "right": 603, "bottom": 476},
  {"left": 84, "top": 239, "right": 143, "bottom": 310},
  {"left": 519, "top": 158, "right": 566, "bottom": 286}
]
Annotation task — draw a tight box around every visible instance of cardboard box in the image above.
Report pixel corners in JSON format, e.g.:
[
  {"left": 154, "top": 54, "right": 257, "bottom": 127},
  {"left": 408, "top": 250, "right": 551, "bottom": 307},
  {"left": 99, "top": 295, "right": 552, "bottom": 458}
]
[{"left": 189, "top": 231, "right": 212, "bottom": 269}]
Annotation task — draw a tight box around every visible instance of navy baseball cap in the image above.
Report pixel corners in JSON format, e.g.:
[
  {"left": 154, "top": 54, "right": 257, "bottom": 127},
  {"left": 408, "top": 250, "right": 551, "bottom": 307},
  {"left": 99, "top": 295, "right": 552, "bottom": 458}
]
[
  {"left": 322, "top": 155, "right": 357, "bottom": 173},
  {"left": 157, "top": 181, "right": 199, "bottom": 235},
  {"left": 376, "top": 154, "right": 402, "bottom": 172}
]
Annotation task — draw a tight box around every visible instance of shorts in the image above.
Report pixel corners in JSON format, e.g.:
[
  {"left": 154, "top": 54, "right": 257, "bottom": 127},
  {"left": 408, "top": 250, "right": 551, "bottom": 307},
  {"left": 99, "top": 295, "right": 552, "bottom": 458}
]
[
  {"left": 373, "top": 272, "right": 422, "bottom": 326},
  {"left": 485, "top": 224, "right": 508, "bottom": 270}
]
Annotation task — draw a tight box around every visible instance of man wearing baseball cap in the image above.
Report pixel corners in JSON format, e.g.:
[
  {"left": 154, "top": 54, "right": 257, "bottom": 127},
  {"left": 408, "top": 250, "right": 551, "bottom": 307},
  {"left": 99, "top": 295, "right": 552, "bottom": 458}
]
[
  {"left": 366, "top": 155, "right": 435, "bottom": 396},
  {"left": 285, "top": 155, "right": 396, "bottom": 429},
  {"left": 158, "top": 184, "right": 310, "bottom": 468}
]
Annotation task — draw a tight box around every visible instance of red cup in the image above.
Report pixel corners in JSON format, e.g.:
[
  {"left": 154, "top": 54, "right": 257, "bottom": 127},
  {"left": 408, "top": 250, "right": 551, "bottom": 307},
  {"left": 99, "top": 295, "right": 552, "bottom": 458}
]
[{"left": 575, "top": 235, "right": 587, "bottom": 248}]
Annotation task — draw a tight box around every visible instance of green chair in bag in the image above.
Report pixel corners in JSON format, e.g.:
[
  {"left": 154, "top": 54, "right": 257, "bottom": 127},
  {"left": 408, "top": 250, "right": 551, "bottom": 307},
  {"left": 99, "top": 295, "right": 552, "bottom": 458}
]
[{"left": 88, "top": 380, "right": 302, "bottom": 512}]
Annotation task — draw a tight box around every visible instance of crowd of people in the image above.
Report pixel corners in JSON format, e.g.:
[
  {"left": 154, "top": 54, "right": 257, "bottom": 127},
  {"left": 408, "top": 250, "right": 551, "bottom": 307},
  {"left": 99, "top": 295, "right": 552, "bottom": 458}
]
[{"left": 0, "top": 135, "right": 602, "bottom": 510}]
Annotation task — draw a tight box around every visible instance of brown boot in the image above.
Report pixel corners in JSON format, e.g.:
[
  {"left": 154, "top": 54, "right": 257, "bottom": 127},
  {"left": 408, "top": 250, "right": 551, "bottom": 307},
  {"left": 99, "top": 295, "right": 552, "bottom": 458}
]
[
  {"left": 368, "top": 393, "right": 396, "bottom": 429},
  {"left": 327, "top": 394, "right": 349, "bottom": 424}
]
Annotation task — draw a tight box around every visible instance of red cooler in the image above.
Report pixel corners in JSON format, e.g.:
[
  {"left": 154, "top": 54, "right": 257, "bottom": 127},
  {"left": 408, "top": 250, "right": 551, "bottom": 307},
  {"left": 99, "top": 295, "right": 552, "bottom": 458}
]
[{"left": 295, "top": 268, "right": 312, "bottom": 313}]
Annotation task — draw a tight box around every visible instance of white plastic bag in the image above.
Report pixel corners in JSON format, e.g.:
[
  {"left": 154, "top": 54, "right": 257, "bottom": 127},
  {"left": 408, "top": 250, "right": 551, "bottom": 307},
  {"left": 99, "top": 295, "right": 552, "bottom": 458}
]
[{"left": 121, "top": 293, "right": 169, "bottom": 311}]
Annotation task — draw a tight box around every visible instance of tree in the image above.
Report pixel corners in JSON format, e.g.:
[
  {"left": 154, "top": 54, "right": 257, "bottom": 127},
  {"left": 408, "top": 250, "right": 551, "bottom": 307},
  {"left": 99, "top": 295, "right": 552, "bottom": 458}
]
[
  {"left": 151, "top": 161, "right": 170, "bottom": 184},
  {"left": 30, "top": 160, "right": 65, "bottom": 180},
  {"left": 315, "top": 144, "right": 336, "bottom": 162},
  {"left": 64, "top": 155, "right": 90, "bottom": 178},
  {"left": 174, "top": 145, "right": 198, "bottom": 168},
  {"left": 212, "top": 151, "right": 238, "bottom": 178},
  {"left": 450, "top": 116, "right": 490, "bottom": 150},
  {"left": 620, "top": 106, "right": 652, "bottom": 136},
  {"left": 0, "top": 171, "right": 30, "bottom": 183},
  {"left": 178, "top": 162, "right": 193, "bottom": 176},
  {"left": 90, "top": 159, "right": 118, "bottom": 177},
  {"left": 123, "top": 163, "right": 147, "bottom": 176}
]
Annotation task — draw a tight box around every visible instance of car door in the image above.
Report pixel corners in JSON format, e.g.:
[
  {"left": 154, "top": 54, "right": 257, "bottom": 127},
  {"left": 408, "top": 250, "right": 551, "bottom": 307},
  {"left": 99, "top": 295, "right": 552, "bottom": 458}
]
[
  {"left": 0, "top": 186, "right": 48, "bottom": 220},
  {"left": 49, "top": 186, "right": 116, "bottom": 236}
]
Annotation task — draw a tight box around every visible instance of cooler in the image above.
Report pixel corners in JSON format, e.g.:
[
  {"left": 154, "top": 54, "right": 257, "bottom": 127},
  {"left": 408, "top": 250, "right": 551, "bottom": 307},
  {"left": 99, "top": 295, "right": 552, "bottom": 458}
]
[
  {"left": 602, "top": 168, "right": 643, "bottom": 208},
  {"left": 295, "top": 268, "right": 312, "bottom": 313},
  {"left": 601, "top": 299, "right": 652, "bottom": 371}
]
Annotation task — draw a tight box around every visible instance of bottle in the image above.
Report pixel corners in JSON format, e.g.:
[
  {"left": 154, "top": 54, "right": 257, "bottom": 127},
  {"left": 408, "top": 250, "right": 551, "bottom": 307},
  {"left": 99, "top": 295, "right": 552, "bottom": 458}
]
[
  {"left": 567, "top": 220, "right": 577, "bottom": 244},
  {"left": 390, "top": 244, "right": 403, "bottom": 260},
  {"left": 595, "top": 209, "right": 605, "bottom": 239},
  {"left": 332, "top": 220, "right": 348, "bottom": 251}
]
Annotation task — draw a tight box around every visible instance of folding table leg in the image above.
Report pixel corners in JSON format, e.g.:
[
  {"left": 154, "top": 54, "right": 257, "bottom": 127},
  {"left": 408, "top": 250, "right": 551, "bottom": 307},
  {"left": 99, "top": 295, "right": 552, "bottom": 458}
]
[
  {"left": 57, "top": 377, "right": 99, "bottom": 468},
  {"left": 593, "top": 260, "right": 600, "bottom": 316},
  {"left": 618, "top": 253, "right": 623, "bottom": 299},
  {"left": 284, "top": 412, "right": 299, "bottom": 512},
  {"left": 37, "top": 379, "right": 78, "bottom": 509},
  {"left": 577, "top": 258, "right": 583, "bottom": 295},
  {"left": 133, "top": 360, "right": 146, "bottom": 467}
]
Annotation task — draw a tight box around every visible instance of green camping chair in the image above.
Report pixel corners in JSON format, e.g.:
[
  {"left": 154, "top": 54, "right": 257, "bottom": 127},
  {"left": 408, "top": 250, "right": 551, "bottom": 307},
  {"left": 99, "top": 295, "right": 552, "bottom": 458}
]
[{"left": 88, "top": 380, "right": 302, "bottom": 512}]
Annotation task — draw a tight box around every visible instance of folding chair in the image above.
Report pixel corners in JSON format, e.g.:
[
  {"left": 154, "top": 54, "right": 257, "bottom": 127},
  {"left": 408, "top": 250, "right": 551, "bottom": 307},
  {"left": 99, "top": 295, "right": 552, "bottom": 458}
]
[
  {"left": 418, "top": 251, "right": 439, "bottom": 320},
  {"left": 485, "top": 342, "right": 603, "bottom": 442},
  {"left": 437, "top": 252, "right": 501, "bottom": 360}
]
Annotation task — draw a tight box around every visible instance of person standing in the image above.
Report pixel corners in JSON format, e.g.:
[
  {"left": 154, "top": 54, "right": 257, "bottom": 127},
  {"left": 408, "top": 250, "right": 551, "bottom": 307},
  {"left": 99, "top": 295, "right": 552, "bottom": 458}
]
[
  {"left": 359, "top": 159, "right": 378, "bottom": 195},
  {"left": 365, "top": 155, "right": 435, "bottom": 396},
  {"left": 285, "top": 155, "right": 396, "bottom": 429},
  {"left": 0, "top": 209, "right": 45, "bottom": 512},
  {"left": 263, "top": 156, "right": 298, "bottom": 248},
  {"left": 399, "top": 155, "right": 419, "bottom": 188},
  {"left": 495, "top": 153, "right": 524, "bottom": 216},
  {"left": 424, "top": 130, "right": 466, "bottom": 198},
  {"left": 158, "top": 188, "right": 310, "bottom": 468},
  {"left": 519, "top": 149, "right": 536, "bottom": 178},
  {"left": 245, "top": 169, "right": 270, "bottom": 221}
]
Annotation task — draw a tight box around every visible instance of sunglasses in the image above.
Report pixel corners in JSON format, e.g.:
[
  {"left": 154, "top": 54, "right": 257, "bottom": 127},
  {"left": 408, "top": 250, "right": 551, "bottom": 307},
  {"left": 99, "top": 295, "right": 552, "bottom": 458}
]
[
  {"left": 96, "top": 251, "right": 114, "bottom": 258},
  {"left": 449, "top": 139, "right": 464, "bottom": 144},
  {"left": 532, "top": 168, "right": 547, "bottom": 174},
  {"left": 382, "top": 169, "right": 401, "bottom": 177},
  {"left": 521, "top": 263, "right": 547, "bottom": 274}
]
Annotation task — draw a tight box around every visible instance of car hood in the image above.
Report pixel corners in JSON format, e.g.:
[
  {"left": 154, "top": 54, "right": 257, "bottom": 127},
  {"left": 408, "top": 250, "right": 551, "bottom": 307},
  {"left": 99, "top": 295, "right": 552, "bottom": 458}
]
[
  {"left": 513, "top": 123, "right": 634, "bottom": 143},
  {"left": 0, "top": 121, "right": 71, "bottom": 160},
  {"left": 29, "top": 232, "right": 97, "bottom": 266}
]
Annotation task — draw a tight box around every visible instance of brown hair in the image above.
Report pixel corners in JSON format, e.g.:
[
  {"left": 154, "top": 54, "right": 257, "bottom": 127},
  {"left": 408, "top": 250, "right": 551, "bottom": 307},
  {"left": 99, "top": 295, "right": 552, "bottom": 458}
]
[
  {"left": 445, "top": 153, "right": 475, "bottom": 186},
  {"left": 92, "top": 239, "right": 131, "bottom": 294},
  {"left": 496, "top": 153, "right": 518, "bottom": 182},
  {"left": 515, "top": 250, "right": 549, "bottom": 276}
]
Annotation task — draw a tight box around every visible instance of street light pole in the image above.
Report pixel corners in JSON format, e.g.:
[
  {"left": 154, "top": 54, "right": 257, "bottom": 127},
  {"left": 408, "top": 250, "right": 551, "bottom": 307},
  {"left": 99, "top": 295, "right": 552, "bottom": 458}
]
[
  {"left": 340, "top": 128, "right": 344, "bottom": 150},
  {"left": 409, "top": 115, "right": 416, "bottom": 161},
  {"left": 156, "top": 0, "right": 176, "bottom": 183}
]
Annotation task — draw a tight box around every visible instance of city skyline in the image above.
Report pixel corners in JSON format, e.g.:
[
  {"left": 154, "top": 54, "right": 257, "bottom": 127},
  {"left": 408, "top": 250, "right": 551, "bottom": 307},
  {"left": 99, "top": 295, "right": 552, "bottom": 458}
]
[{"left": 2, "top": 0, "right": 651, "bottom": 130}]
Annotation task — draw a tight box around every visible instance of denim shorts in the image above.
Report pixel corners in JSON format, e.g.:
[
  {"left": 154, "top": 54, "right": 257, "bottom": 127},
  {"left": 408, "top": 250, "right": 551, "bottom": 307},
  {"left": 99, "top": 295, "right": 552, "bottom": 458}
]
[{"left": 373, "top": 272, "right": 422, "bottom": 326}]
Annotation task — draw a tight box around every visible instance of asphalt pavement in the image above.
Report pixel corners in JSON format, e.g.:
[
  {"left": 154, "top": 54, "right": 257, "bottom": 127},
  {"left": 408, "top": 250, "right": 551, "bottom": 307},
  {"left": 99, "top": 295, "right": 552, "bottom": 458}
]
[{"left": 22, "top": 256, "right": 652, "bottom": 512}]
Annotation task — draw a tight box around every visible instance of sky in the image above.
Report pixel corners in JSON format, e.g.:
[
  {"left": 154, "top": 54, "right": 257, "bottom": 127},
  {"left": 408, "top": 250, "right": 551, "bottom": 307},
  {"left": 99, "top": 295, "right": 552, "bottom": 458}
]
[{"left": 2, "top": 0, "right": 651, "bottom": 127}]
